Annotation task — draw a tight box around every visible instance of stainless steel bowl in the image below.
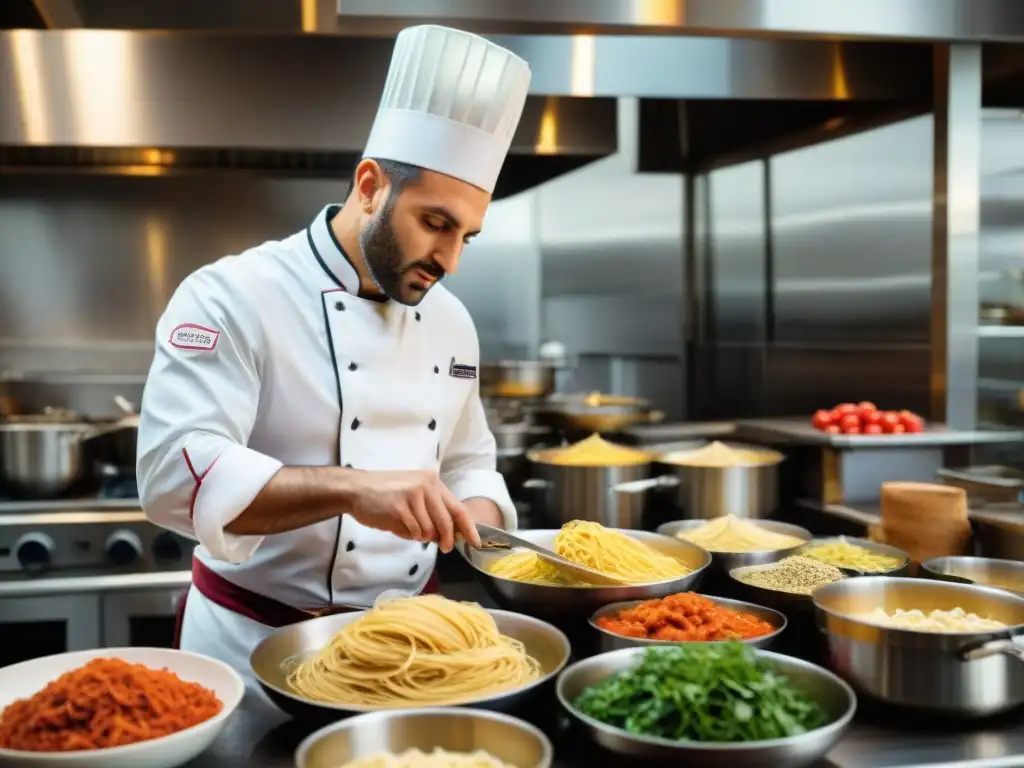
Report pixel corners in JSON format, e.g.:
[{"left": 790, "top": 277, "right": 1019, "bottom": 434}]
[
  {"left": 813, "top": 577, "right": 1024, "bottom": 716},
  {"left": 556, "top": 646, "right": 856, "bottom": 767},
  {"left": 589, "top": 594, "right": 787, "bottom": 653},
  {"left": 250, "top": 608, "right": 571, "bottom": 719},
  {"left": 295, "top": 708, "right": 553, "bottom": 768},
  {"left": 456, "top": 528, "right": 711, "bottom": 619},
  {"left": 728, "top": 560, "right": 845, "bottom": 616},
  {"left": 657, "top": 519, "right": 811, "bottom": 577},
  {"left": 922, "top": 555, "right": 1024, "bottom": 597},
  {"left": 796, "top": 537, "right": 911, "bottom": 577}
]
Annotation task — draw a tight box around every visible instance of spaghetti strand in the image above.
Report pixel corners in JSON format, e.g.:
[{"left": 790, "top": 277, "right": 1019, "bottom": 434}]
[{"left": 286, "top": 595, "right": 541, "bottom": 707}]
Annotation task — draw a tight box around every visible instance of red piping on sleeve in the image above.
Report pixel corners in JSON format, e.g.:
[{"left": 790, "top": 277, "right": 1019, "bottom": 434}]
[{"left": 183, "top": 447, "right": 219, "bottom": 521}]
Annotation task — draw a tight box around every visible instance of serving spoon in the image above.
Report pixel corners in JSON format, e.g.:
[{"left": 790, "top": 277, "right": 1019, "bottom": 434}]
[{"left": 472, "top": 522, "right": 628, "bottom": 586}]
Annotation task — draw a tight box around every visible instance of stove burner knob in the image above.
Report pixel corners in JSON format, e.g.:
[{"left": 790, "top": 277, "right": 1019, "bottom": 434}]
[
  {"left": 106, "top": 530, "right": 143, "bottom": 567},
  {"left": 16, "top": 533, "right": 55, "bottom": 573},
  {"left": 152, "top": 532, "right": 183, "bottom": 564}
]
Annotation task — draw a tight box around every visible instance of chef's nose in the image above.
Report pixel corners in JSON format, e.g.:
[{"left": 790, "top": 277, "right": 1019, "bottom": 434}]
[{"left": 433, "top": 247, "right": 461, "bottom": 276}]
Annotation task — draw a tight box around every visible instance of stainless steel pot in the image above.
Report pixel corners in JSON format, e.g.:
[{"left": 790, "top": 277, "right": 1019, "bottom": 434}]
[
  {"left": 653, "top": 441, "right": 784, "bottom": 519},
  {"left": 525, "top": 448, "right": 654, "bottom": 528},
  {"left": 0, "top": 406, "right": 139, "bottom": 497},
  {"left": 481, "top": 360, "right": 556, "bottom": 399},
  {"left": 813, "top": 576, "right": 1024, "bottom": 716},
  {"left": 0, "top": 422, "right": 98, "bottom": 497}
]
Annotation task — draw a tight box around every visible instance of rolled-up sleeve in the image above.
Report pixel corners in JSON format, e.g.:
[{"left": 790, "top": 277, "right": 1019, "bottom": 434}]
[
  {"left": 136, "top": 267, "right": 282, "bottom": 565},
  {"left": 440, "top": 381, "right": 517, "bottom": 532}
]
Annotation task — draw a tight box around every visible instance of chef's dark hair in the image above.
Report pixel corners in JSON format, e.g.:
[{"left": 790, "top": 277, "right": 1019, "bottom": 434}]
[{"left": 344, "top": 158, "right": 422, "bottom": 202}]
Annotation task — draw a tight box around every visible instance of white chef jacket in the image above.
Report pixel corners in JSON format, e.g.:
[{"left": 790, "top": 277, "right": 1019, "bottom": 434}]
[{"left": 137, "top": 204, "right": 515, "bottom": 682}]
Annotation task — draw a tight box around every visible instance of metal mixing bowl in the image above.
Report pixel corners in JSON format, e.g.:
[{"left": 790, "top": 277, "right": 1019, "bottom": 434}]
[
  {"left": 657, "top": 519, "right": 810, "bottom": 577},
  {"left": 295, "top": 708, "right": 553, "bottom": 768},
  {"left": 588, "top": 594, "right": 787, "bottom": 652},
  {"left": 922, "top": 555, "right": 1024, "bottom": 597},
  {"left": 456, "top": 528, "right": 711, "bottom": 618},
  {"left": 796, "top": 537, "right": 911, "bottom": 577},
  {"left": 813, "top": 577, "right": 1024, "bottom": 716},
  {"left": 728, "top": 560, "right": 846, "bottom": 615},
  {"left": 250, "top": 609, "right": 570, "bottom": 720},
  {"left": 556, "top": 646, "right": 856, "bottom": 767}
]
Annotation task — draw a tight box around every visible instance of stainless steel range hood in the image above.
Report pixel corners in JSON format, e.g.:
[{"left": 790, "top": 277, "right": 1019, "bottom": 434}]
[{"left": 0, "top": 30, "right": 617, "bottom": 199}]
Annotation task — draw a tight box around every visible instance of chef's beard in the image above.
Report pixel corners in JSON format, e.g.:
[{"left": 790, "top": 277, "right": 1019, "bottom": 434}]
[{"left": 359, "top": 199, "right": 444, "bottom": 306}]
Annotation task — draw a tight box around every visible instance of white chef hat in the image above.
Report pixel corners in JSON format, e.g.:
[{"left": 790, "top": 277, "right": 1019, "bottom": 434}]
[{"left": 363, "top": 25, "right": 532, "bottom": 195}]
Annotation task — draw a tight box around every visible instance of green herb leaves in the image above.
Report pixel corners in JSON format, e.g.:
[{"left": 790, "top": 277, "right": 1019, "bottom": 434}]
[{"left": 572, "top": 643, "right": 828, "bottom": 743}]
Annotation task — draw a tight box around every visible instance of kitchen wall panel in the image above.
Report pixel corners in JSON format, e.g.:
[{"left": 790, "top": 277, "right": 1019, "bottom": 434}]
[
  {"left": 0, "top": 173, "right": 540, "bottom": 416},
  {"left": 770, "top": 116, "right": 934, "bottom": 345},
  {"left": 536, "top": 99, "right": 686, "bottom": 420}
]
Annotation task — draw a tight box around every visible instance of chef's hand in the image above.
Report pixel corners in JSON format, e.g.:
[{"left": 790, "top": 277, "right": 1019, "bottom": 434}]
[{"left": 343, "top": 470, "right": 482, "bottom": 553}]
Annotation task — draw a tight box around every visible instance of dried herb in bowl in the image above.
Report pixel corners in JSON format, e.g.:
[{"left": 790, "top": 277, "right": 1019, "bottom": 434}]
[{"left": 572, "top": 643, "right": 828, "bottom": 742}]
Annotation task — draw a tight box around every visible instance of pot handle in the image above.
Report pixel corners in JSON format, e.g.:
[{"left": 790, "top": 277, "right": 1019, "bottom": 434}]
[
  {"left": 612, "top": 475, "right": 680, "bottom": 495},
  {"left": 522, "top": 478, "right": 552, "bottom": 490},
  {"left": 961, "top": 637, "right": 1024, "bottom": 665}
]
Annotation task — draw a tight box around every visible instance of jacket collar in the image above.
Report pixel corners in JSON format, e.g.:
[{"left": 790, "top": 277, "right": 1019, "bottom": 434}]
[{"left": 306, "top": 204, "right": 360, "bottom": 293}]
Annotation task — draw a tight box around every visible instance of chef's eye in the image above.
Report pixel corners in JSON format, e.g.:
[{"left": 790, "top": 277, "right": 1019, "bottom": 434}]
[{"left": 424, "top": 216, "right": 449, "bottom": 233}]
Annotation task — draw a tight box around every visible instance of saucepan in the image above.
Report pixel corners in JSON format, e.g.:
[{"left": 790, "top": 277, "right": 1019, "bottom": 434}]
[
  {"left": 813, "top": 576, "right": 1024, "bottom": 716},
  {"left": 0, "top": 398, "right": 139, "bottom": 497}
]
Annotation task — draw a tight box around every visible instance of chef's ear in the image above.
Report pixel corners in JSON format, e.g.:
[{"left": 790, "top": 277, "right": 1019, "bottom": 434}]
[{"left": 353, "top": 159, "right": 388, "bottom": 214}]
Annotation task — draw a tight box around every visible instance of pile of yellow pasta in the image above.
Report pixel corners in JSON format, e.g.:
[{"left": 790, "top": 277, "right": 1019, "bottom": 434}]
[
  {"left": 541, "top": 434, "right": 652, "bottom": 467},
  {"left": 859, "top": 607, "right": 1007, "bottom": 633},
  {"left": 487, "top": 520, "right": 691, "bottom": 586},
  {"left": 286, "top": 595, "right": 540, "bottom": 707},
  {"left": 677, "top": 516, "right": 805, "bottom": 553}
]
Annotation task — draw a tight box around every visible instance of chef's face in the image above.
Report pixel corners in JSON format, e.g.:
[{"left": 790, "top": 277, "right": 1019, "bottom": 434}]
[{"left": 357, "top": 162, "right": 489, "bottom": 306}]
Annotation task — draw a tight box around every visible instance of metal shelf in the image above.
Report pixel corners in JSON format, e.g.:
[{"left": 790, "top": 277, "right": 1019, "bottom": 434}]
[{"left": 978, "top": 325, "right": 1024, "bottom": 339}]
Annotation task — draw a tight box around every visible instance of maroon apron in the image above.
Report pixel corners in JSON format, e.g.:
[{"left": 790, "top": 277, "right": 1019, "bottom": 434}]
[{"left": 173, "top": 557, "right": 440, "bottom": 648}]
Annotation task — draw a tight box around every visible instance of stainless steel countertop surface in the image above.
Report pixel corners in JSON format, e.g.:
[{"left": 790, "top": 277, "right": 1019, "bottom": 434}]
[
  {"left": 179, "top": 694, "right": 1024, "bottom": 768},
  {"left": 174, "top": 568, "right": 1024, "bottom": 768}
]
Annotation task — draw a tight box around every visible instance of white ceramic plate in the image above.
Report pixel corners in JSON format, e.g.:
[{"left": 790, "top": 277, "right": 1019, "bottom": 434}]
[{"left": 0, "top": 647, "right": 244, "bottom": 768}]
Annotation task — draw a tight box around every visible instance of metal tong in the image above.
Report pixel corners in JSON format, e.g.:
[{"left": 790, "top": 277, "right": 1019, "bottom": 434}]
[{"left": 474, "top": 523, "right": 628, "bottom": 586}]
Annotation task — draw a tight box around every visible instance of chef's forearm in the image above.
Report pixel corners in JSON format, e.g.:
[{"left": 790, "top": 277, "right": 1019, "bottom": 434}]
[
  {"left": 463, "top": 497, "right": 504, "bottom": 529},
  {"left": 224, "top": 466, "right": 354, "bottom": 535}
]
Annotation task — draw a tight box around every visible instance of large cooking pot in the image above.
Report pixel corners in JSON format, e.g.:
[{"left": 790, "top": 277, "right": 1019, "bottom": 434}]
[
  {"left": 0, "top": 404, "right": 138, "bottom": 498},
  {"left": 652, "top": 441, "right": 784, "bottom": 519},
  {"left": 813, "top": 576, "right": 1024, "bottom": 717},
  {"left": 525, "top": 446, "right": 655, "bottom": 529},
  {"left": 539, "top": 392, "right": 664, "bottom": 433}
]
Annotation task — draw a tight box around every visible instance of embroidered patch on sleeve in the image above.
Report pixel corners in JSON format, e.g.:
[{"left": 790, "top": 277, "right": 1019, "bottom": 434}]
[
  {"left": 169, "top": 323, "right": 220, "bottom": 351},
  {"left": 448, "top": 356, "right": 477, "bottom": 380}
]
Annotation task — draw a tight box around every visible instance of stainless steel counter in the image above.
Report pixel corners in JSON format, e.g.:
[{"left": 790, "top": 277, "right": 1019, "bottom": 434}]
[{"left": 180, "top": 693, "right": 1024, "bottom": 768}]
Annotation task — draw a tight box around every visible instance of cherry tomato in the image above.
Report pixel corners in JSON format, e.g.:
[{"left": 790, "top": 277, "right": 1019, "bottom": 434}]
[
  {"left": 834, "top": 403, "right": 858, "bottom": 418},
  {"left": 856, "top": 401, "right": 877, "bottom": 418},
  {"left": 843, "top": 425, "right": 861, "bottom": 435},
  {"left": 892, "top": 424, "right": 906, "bottom": 434},
  {"left": 880, "top": 412, "right": 901, "bottom": 434},
  {"left": 862, "top": 410, "right": 884, "bottom": 427},
  {"left": 863, "top": 423, "right": 883, "bottom": 435},
  {"left": 839, "top": 414, "right": 861, "bottom": 433},
  {"left": 900, "top": 412, "right": 924, "bottom": 433},
  {"left": 812, "top": 409, "right": 834, "bottom": 430},
  {"left": 824, "top": 425, "right": 842, "bottom": 435}
]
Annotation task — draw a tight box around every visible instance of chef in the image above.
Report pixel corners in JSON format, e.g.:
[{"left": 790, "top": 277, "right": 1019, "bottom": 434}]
[{"left": 135, "top": 25, "right": 531, "bottom": 684}]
